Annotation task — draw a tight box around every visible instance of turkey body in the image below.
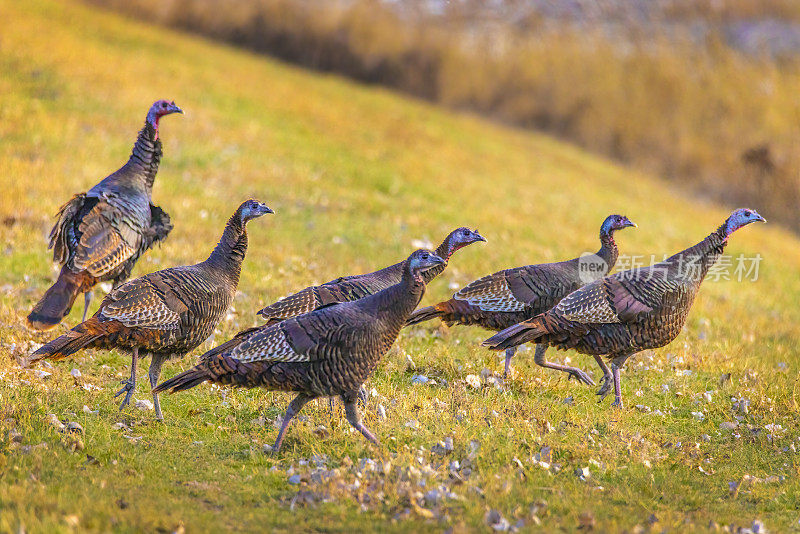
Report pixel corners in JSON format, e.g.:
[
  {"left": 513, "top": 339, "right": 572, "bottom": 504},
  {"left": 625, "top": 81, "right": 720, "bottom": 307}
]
[
  {"left": 155, "top": 249, "right": 446, "bottom": 452},
  {"left": 27, "top": 101, "right": 182, "bottom": 330},
  {"left": 484, "top": 208, "right": 766, "bottom": 407},
  {"left": 257, "top": 227, "right": 484, "bottom": 325},
  {"left": 407, "top": 214, "right": 636, "bottom": 383},
  {"left": 21, "top": 199, "right": 273, "bottom": 420}
]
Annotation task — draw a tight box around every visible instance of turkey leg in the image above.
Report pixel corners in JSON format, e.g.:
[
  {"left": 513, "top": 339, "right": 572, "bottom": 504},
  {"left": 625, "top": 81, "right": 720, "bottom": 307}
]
[
  {"left": 533, "top": 344, "right": 595, "bottom": 386},
  {"left": 148, "top": 354, "right": 167, "bottom": 421},
  {"left": 82, "top": 291, "right": 93, "bottom": 322},
  {"left": 115, "top": 347, "right": 138, "bottom": 410},
  {"left": 272, "top": 393, "right": 313, "bottom": 452},
  {"left": 342, "top": 390, "right": 379, "bottom": 445}
]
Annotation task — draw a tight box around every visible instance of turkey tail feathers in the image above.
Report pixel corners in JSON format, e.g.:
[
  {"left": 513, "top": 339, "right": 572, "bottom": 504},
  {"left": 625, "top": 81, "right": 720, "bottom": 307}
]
[
  {"left": 27, "top": 268, "right": 91, "bottom": 331},
  {"left": 405, "top": 305, "right": 443, "bottom": 326},
  {"left": 18, "top": 319, "right": 104, "bottom": 368},
  {"left": 483, "top": 318, "right": 547, "bottom": 351},
  {"left": 152, "top": 365, "right": 211, "bottom": 394}
]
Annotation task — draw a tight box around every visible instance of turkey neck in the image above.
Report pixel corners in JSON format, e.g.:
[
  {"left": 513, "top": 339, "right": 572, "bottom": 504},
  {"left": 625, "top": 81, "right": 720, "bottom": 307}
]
[
  {"left": 667, "top": 224, "right": 728, "bottom": 284},
  {"left": 595, "top": 229, "right": 619, "bottom": 270},
  {"left": 369, "top": 267, "right": 427, "bottom": 329},
  {"left": 128, "top": 121, "right": 163, "bottom": 191},
  {"left": 205, "top": 214, "right": 248, "bottom": 286},
  {"left": 421, "top": 237, "right": 454, "bottom": 283}
]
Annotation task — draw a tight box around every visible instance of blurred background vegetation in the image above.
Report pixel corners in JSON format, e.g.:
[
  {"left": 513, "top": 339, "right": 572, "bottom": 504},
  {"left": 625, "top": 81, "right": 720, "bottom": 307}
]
[{"left": 88, "top": 0, "right": 800, "bottom": 231}]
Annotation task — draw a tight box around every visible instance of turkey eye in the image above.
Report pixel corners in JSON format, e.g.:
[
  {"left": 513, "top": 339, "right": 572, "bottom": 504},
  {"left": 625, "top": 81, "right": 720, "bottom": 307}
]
[
  {"left": 161, "top": 102, "right": 168, "bottom": 108},
  {"left": 744, "top": 210, "right": 751, "bottom": 217},
  {"left": 462, "top": 229, "right": 469, "bottom": 235}
]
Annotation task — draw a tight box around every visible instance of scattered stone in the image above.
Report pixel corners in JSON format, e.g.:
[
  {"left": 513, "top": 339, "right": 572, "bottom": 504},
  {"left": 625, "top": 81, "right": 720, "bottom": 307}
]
[
  {"left": 751, "top": 519, "right": 767, "bottom": 533},
  {"left": 250, "top": 416, "right": 266, "bottom": 427},
  {"left": 443, "top": 436, "right": 454, "bottom": 452},
  {"left": 9, "top": 428, "right": 22, "bottom": 443},
  {"left": 575, "top": 466, "right": 591, "bottom": 480},
  {"left": 288, "top": 474, "right": 301, "bottom": 485},
  {"left": 112, "top": 422, "right": 130, "bottom": 431},
  {"left": 431, "top": 441, "right": 449, "bottom": 456},
  {"left": 635, "top": 405, "right": 651, "bottom": 413},
  {"left": 701, "top": 434, "right": 711, "bottom": 442},
  {"left": 410, "top": 375, "right": 429, "bottom": 385},
  {"left": 703, "top": 391, "right": 713, "bottom": 402},
  {"left": 66, "top": 421, "right": 83, "bottom": 434},
  {"left": 312, "top": 425, "right": 329, "bottom": 438},
  {"left": 732, "top": 398, "right": 750, "bottom": 414},
  {"left": 34, "top": 370, "right": 51, "bottom": 380},
  {"left": 405, "top": 420, "right": 420, "bottom": 430},
  {"left": 135, "top": 399, "right": 154, "bottom": 411},
  {"left": 46, "top": 414, "right": 65, "bottom": 431},
  {"left": 485, "top": 510, "right": 510, "bottom": 532},
  {"left": 405, "top": 353, "right": 416, "bottom": 370},
  {"left": 720, "top": 422, "right": 738, "bottom": 431},
  {"left": 377, "top": 404, "right": 387, "bottom": 420},
  {"left": 424, "top": 489, "right": 441, "bottom": 504},
  {"left": 82, "top": 405, "right": 99, "bottom": 416},
  {"left": 465, "top": 374, "right": 481, "bottom": 389},
  {"left": 691, "top": 411, "right": 705, "bottom": 421},
  {"left": 562, "top": 396, "right": 574, "bottom": 405}
]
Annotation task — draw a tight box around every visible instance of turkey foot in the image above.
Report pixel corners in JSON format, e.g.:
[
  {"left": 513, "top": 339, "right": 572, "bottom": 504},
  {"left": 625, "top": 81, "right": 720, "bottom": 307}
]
[{"left": 115, "top": 379, "right": 135, "bottom": 410}]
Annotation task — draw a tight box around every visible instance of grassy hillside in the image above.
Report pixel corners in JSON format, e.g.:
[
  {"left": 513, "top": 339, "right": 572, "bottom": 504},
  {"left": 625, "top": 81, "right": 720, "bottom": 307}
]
[{"left": 1, "top": 0, "right": 799, "bottom": 531}]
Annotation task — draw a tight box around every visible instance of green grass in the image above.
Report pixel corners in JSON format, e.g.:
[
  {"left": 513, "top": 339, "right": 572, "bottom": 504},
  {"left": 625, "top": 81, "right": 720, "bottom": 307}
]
[{"left": 1, "top": 0, "right": 800, "bottom": 531}]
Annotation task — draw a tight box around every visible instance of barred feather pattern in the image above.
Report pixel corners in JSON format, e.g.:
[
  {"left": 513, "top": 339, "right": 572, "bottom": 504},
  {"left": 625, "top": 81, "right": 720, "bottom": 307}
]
[
  {"left": 156, "top": 251, "right": 436, "bottom": 397},
  {"left": 406, "top": 229, "right": 620, "bottom": 330},
  {"left": 257, "top": 227, "right": 476, "bottom": 322},
  {"left": 484, "top": 226, "right": 729, "bottom": 358},
  {"left": 28, "top": 203, "right": 256, "bottom": 363},
  {"left": 47, "top": 120, "right": 172, "bottom": 286}
]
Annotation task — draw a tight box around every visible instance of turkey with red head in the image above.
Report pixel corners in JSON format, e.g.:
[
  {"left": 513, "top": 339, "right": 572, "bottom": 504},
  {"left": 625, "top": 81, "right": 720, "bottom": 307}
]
[{"left": 27, "top": 100, "right": 184, "bottom": 331}]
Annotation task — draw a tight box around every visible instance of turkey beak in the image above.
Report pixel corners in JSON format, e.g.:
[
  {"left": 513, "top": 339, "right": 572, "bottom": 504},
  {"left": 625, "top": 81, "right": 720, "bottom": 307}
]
[
  {"left": 624, "top": 219, "right": 637, "bottom": 229},
  {"left": 756, "top": 214, "right": 766, "bottom": 223},
  {"left": 170, "top": 103, "right": 184, "bottom": 115},
  {"left": 430, "top": 254, "right": 446, "bottom": 267},
  {"left": 474, "top": 231, "right": 487, "bottom": 243},
  {"left": 260, "top": 205, "right": 274, "bottom": 215}
]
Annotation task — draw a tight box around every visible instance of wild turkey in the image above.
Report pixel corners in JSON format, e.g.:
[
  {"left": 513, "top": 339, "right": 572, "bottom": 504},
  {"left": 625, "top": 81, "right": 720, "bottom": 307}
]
[
  {"left": 257, "top": 227, "right": 485, "bottom": 324},
  {"left": 483, "top": 208, "right": 765, "bottom": 408},
  {"left": 154, "top": 249, "right": 446, "bottom": 452},
  {"left": 27, "top": 100, "right": 183, "bottom": 331},
  {"left": 406, "top": 214, "right": 636, "bottom": 381},
  {"left": 20, "top": 200, "right": 274, "bottom": 420}
]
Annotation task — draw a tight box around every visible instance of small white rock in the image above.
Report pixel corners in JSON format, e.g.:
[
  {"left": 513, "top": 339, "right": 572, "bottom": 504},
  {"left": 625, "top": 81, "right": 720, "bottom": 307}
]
[
  {"left": 135, "top": 399, "right": 154, "bottom": 411},
  {"left": 465, "top": 374, "right": 481, "bottom": 389}
]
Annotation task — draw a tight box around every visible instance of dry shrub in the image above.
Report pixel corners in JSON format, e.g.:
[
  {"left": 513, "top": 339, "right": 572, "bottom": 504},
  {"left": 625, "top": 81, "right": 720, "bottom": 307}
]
[{"left": 86, "top": 0, "right": 800, "bottom": 230}]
